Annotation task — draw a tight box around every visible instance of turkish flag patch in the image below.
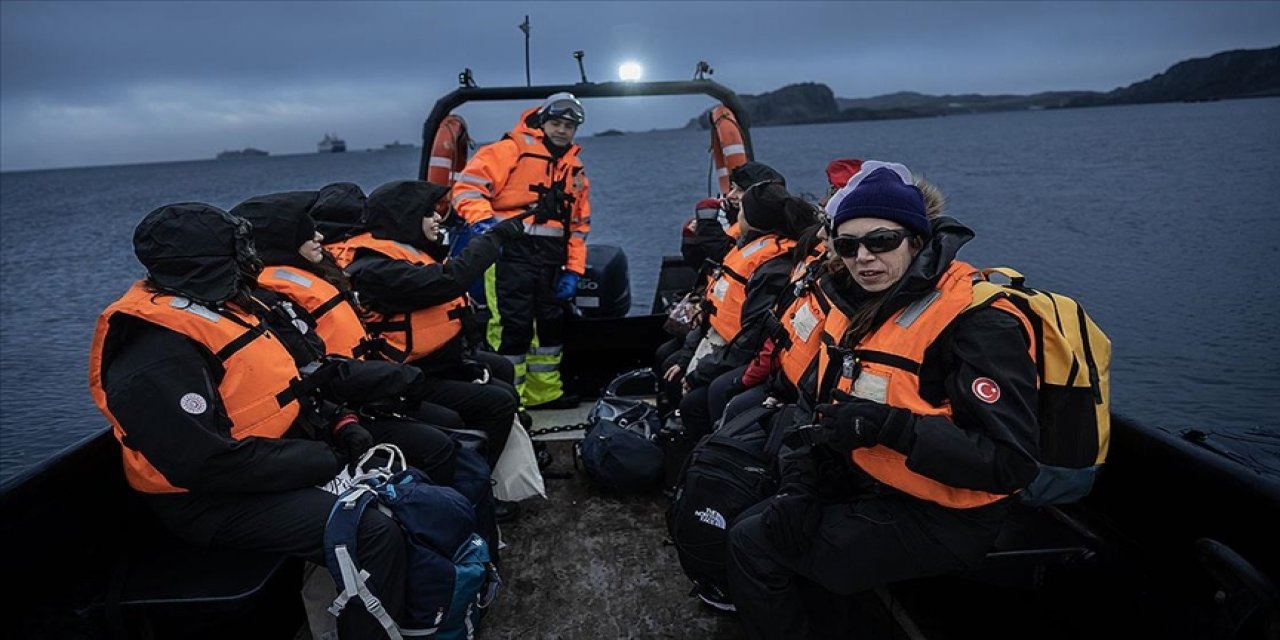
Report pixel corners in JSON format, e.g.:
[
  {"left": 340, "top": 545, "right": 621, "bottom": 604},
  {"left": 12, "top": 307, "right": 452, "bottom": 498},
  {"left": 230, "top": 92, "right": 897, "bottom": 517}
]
[{"left": 971, "top": 377, "right": 1001, "bottom": 404}]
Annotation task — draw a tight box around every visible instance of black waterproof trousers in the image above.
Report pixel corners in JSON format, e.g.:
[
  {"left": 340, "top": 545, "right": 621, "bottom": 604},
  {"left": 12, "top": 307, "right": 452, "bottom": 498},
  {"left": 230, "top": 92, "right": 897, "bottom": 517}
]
[
  {"left": 492, "top": 243, "right": 566, "bottom": 357},
  {"left": 726, "top": 492, "right": 1010, "bottom": 640},
  {"left": 413, "top": 376, "right": 518, "bottom": 467},
  {"left": 678, "top": 365, "right": 748, "bottom": 440},
  {"left": 148, "top": 489, "right": 406, "bottom": 640}
]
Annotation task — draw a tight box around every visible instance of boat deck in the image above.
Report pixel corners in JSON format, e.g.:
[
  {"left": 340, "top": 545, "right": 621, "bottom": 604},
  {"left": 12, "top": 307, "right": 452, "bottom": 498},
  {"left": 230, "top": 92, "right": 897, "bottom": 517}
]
[{"left": 481, "top": 400, "right": 745, "bottom": 639}]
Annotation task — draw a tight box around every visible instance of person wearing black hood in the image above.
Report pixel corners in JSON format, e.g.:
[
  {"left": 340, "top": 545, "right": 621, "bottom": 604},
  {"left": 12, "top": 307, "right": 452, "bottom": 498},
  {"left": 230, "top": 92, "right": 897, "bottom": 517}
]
[
  {"left": 724, "top": 164, "right": 1040, "bottom": 638},
  {"left": 686, "top": 161, "right": 788, "bottom": 269},
  {"left": 663, "top": 182, "right": 818, "bottom": 441},
  {"left": 232, "top": 190, "right": 461, "bottom": 485},
  {"left": 89, "top": 203, "right": 406, "bottom": 640},
  {"left": 333, "top": 180, "right": 527, "bottom": 468},
  {"left": 310, "top": 181, "right": 368, "bottom": 245}
]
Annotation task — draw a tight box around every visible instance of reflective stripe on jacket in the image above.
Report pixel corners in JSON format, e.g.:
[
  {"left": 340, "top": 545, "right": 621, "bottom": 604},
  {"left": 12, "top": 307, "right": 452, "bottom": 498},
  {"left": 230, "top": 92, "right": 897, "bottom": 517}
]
[
  {"left": 704, "top": 234, "right": 796, "bottom": 341},
  {"left": 333, "top": 233, "right": 465, "bottom": 363},
  {"left": 450, "top": 107, "right": 592, "bottom": 273},
  {"left": 257, "top": 265, "right": 372, "bottom": 359},
  {"left": 88, "top": 282, "right": 301, "bottom": 494},
  {"left": 816, "top": 260, "right": 1035, "bottom": 509}
]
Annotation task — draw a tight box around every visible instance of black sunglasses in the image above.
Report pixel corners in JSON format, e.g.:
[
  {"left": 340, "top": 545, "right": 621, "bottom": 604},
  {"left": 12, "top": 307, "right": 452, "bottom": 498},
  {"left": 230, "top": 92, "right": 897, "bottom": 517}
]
[{"left": 831, "top": 229, "right": 912, "bottom": 258}]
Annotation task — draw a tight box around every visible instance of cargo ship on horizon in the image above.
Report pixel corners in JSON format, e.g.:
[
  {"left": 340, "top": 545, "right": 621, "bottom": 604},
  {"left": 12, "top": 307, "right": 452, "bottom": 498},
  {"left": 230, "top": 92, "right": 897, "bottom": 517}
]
[{"left": 318, "top": 133, "right": 346, "bottom": 153}]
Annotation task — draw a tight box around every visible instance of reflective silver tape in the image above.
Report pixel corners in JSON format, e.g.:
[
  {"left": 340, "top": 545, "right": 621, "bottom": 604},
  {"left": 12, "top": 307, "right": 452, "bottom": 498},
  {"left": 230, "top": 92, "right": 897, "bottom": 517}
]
[
  {"left": 896, "top": 290, "right": 941, "bottom": 328},
  {"left": 271, "top": 268, "right": 313, "bottom": 288},
  {"left": 524, "top": 223, "right": 564, "bottom": 237},
  {"left": 452, "top": 190, "right": 485, "bottom": 206},
  {"left": 456, "top": 173, "right": 492, "bottom": 189}
]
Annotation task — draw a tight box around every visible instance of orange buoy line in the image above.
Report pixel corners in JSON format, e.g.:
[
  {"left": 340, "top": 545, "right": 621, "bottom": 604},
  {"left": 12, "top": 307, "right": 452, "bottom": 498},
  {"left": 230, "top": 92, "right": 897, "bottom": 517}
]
[
  {"left": 709, "top": 105, "right": 749, "bottom": 195},
  {"left": 425, "top": 114, "right": 472, "bottom": 187}
]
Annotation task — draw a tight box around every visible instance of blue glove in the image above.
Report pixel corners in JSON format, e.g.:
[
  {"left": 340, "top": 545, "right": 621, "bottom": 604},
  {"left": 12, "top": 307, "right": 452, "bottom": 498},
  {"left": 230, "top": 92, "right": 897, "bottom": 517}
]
[
  {"left": 469, "top": 217, "right": 497, "bottom": 236},
  {"left": 554, "top": 271, "right": 581, "bottom": 301}
]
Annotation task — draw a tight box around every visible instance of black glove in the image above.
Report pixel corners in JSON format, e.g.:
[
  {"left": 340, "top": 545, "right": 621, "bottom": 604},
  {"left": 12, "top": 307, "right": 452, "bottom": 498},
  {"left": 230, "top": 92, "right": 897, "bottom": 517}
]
[
  {"left": 330, "top": 412, "right": 373, "bottom": 467},
  {"left": 460, "top": 359, "right": 490, "bottom": 384},
  {"left": 815, "top": 400, "right": 893, "bottom": 454},
  {"left": 761, "top": 493, "right": 823, "bottom": 558},
  {"left": 489, "top": 216, "right": 527, "bottom": 241}
]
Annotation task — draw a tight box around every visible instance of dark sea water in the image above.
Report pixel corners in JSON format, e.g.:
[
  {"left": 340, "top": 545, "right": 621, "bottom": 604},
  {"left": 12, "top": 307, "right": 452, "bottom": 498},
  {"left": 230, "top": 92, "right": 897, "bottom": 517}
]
[{"left": 2, "top": 98, "right": 1278, "bottom": 484}]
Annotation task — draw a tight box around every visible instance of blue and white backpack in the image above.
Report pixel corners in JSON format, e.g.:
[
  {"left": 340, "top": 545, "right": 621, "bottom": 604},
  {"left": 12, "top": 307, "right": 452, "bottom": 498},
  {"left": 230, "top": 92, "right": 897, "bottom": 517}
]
[{"left": 324, "top": 445, "right": 500, "bottom": 640}]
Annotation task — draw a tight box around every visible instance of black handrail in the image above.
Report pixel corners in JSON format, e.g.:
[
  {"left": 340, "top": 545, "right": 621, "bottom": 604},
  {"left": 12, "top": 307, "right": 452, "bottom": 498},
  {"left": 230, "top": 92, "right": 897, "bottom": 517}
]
[{"left": 418, "top": 79, "right": 753, "bottom": 179}]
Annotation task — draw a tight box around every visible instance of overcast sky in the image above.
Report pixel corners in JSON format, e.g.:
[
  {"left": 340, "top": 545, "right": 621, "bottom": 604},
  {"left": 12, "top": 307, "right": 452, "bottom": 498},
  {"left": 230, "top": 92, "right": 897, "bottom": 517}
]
[{"left": 2, "top": 1, "right": 1277, "bottom": 172}]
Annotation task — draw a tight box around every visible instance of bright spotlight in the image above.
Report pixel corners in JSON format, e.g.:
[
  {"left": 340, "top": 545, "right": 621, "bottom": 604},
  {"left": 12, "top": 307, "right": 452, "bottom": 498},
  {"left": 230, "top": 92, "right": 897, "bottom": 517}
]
[{"left": 618, "top": 61, "right": 643, "bottom": 82}]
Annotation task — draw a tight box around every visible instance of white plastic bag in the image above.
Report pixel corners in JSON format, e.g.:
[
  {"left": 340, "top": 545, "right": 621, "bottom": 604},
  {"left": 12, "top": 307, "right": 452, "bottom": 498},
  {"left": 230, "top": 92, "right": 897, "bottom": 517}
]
[{"left": 492, "top": 417, "right": 546, "bottom": 502}]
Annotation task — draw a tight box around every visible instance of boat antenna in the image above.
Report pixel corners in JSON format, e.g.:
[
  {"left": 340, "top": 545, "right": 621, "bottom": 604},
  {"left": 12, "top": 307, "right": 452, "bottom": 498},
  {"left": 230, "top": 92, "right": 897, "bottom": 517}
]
[
  {"left": 458, "top": 68, "right": 476, "bottom": 88},
  {"left": 573, "top": 50, "right": 588, "bottom": 84},
  {"left": 694, "top": 60, "right": 714, "bottom": 80},
  {"left": 519, "top": 16, "right": 531, "bottom": 86}
]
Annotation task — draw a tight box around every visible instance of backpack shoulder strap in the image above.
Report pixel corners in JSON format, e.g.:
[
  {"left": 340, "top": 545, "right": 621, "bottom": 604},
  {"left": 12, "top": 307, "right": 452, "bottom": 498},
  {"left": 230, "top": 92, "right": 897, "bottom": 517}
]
[
  {"left": 717, "top": 403, "right": 779, "bottom": 440},
  {"left": 324, "top": 485, "right": 404, "bottom": 640},
  {"left": 979, "top": 266, "right": 1026, "bottom": 286}
]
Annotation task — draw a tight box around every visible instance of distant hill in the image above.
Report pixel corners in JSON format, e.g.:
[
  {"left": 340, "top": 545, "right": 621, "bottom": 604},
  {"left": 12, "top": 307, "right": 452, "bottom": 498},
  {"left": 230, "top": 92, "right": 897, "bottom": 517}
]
[
  {"left": 836, "top": 90, "right": 1095, "bottom": 114},
  {"left": 687, "top": 45, "right": 1280, "bottom": 129},
  {"left": 1064, "top": 45, "right": 1280, "bottom": 107}
]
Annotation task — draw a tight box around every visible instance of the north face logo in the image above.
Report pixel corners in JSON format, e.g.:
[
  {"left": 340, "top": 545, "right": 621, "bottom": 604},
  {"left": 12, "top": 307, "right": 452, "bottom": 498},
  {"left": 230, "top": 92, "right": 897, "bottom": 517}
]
[{"left": 694, "top": 507, "right": 726, "bottom": 530}]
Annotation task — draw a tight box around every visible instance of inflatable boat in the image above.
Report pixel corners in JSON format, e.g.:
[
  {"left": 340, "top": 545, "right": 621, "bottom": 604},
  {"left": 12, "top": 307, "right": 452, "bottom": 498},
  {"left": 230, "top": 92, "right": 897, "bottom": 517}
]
[{"left": 2, "top": 71, "right": 1277, "bottom": 640}]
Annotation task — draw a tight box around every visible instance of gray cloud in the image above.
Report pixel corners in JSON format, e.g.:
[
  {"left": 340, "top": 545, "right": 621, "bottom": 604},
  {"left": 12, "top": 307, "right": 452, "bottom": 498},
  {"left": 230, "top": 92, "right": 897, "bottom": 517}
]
[{"left": 3, "top": 1, "right": 1278, "bottom": 170}]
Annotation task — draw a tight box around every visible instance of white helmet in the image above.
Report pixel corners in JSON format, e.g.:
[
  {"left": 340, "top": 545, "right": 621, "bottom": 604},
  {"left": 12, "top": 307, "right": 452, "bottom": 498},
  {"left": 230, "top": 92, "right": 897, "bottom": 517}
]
[{"left": 538, "top": 92, "right": 585, "bottom": 125}]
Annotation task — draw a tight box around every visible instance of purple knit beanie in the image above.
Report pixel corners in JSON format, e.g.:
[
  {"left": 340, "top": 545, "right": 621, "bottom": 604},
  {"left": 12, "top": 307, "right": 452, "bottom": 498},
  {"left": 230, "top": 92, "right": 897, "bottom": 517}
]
[{"left": 830, "top": 167, "right": 930, "bottom": 237}]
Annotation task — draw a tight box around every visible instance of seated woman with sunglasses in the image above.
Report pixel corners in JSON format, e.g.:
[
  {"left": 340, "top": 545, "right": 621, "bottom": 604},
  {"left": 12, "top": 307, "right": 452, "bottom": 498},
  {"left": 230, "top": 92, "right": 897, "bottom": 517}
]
[{"left": 725, "top": 163, "right": 1041, "bottom": 639}]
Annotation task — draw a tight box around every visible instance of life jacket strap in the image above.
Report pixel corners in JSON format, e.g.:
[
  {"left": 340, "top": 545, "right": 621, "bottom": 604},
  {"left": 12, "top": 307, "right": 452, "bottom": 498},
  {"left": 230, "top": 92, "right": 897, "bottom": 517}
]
[{"left": 312, "top": 293, "right": 346, "bottom": 319}]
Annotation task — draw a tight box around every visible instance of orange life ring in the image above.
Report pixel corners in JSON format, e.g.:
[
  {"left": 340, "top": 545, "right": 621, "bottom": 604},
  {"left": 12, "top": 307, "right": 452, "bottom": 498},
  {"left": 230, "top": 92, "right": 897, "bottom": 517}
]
[
  {"left": 424, "top": 114, "right": 471, "bottom": 187},
  {"left": 709, "top": 105, "right": 749, "bottom": 195}
]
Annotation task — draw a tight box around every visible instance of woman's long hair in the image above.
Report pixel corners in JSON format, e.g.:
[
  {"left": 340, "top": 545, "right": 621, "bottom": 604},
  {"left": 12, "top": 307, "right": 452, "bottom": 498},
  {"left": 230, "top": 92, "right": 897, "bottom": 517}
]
[
  {"left": 827, "top": 177, "right": 946, "bottom": 346},
  {"left": 306, "top": 249, "right": 354, "bottom": 297}
]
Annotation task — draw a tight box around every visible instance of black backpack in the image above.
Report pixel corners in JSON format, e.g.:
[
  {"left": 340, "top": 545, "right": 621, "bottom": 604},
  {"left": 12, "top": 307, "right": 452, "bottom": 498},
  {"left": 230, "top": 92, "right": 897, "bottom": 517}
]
[
  {"left": 577, "top": 369, "right": 665, "bottom": 492},
  {"left": 665, "top": 404, "right": 786, "bottom": 605}
]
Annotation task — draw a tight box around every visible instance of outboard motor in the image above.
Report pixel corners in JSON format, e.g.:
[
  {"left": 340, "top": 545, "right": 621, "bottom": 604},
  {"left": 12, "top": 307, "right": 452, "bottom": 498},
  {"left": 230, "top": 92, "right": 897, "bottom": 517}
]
[{"left": 575, "top": 244, "right": 630, "bottom": 318}]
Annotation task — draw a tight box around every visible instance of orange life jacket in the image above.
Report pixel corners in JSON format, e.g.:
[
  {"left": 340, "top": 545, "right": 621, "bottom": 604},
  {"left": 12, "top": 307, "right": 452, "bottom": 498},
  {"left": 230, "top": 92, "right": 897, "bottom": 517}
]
[
  {"left": 256, "top": 265, "right": 374, "bottom": 359},
  {"left": 704, "top": 234, "right": 796, "bottom": 341},
  {"left": 450, "top": 107, "right": 592, "bottom": 274},
  {"left": 726, "top": 221, "right": 742, "bottom": 241},
  {"left": 815, "top": 261, "right": 1035, "bottom": 509},
  {"left": 775, "top": 274, "right": 830, "bottom": 388},
  {"left": 88, "top": 282, "right": 302, "bottom": 494},
  {"left": 332, "top": 233, "right": 466, "bottom": 363}
]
